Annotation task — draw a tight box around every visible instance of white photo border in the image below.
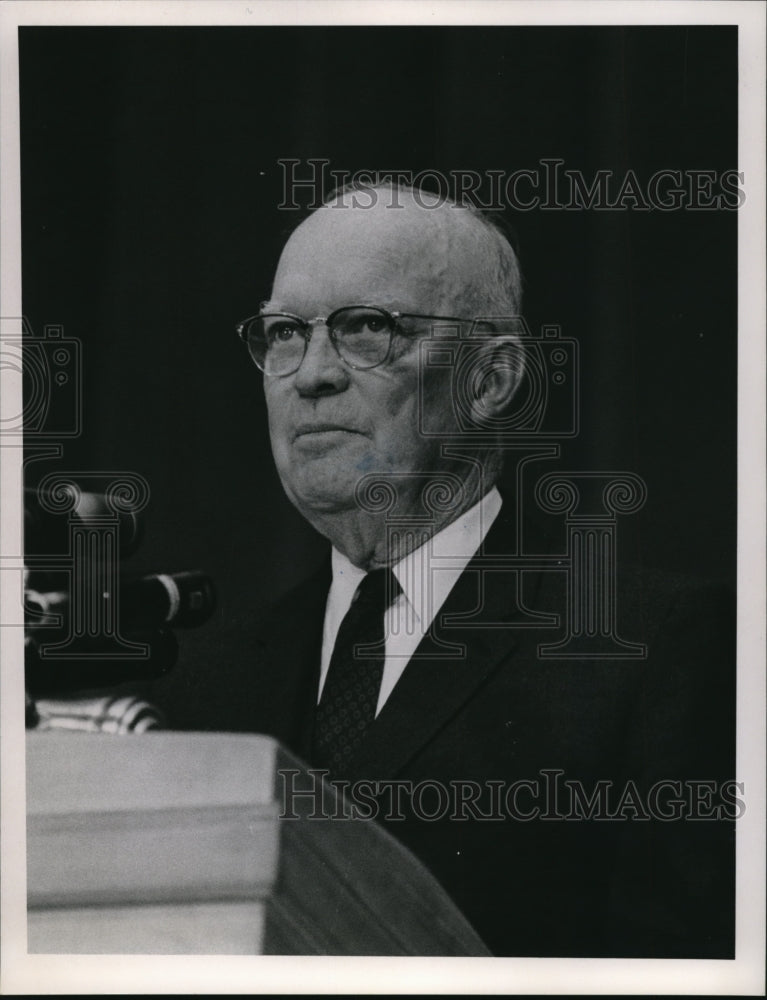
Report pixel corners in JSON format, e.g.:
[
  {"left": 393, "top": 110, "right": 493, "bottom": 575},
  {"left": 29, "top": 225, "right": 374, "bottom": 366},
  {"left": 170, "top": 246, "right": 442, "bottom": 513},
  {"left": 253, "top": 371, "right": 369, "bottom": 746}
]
[{"left": 1, "top": 1, "right": 764, "bottom": 994}]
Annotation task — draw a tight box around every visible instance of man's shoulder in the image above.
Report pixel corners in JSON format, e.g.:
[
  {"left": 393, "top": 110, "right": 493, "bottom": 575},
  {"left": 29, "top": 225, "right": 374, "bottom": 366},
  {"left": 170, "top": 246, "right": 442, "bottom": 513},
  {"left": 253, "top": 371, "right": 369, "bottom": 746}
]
[
  {"left": 150, "top": 556, "right": 331, "bottom": 732},
  {"left": 490, "top": 494, "right": 734, "bottom": 632},
  {"left": 614, "top": 563, "right": 734, "bottom": 643},
  {"left": 253, "top": 556, "right": 332, "bottom": 638}
]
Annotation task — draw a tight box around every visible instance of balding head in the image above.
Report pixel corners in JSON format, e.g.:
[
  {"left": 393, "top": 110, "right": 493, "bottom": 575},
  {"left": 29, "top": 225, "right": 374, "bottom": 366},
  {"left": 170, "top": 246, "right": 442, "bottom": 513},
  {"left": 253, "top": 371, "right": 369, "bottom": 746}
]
[{"left": 271, "top": 183, "right": 522, "bottom": 322}]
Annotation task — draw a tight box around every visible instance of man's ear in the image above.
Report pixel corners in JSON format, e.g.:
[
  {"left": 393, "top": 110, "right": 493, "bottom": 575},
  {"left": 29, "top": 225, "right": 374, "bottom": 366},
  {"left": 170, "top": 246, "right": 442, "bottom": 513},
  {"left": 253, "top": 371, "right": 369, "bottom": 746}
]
[{"left": 466, "top": 337, "right": 525, "bottom": 424}]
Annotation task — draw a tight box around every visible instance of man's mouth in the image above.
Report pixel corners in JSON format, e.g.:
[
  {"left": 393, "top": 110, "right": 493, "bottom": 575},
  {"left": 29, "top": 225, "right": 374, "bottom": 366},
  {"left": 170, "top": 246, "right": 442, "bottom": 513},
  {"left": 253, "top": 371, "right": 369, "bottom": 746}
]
[{"left": 293, "top": 422, "right": 360, "bottom": 440}]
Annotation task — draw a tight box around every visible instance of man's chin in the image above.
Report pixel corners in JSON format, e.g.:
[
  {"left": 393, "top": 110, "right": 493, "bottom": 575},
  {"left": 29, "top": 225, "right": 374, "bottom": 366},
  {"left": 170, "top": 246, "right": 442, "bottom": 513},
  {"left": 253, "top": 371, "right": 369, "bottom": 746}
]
[
  {"left": 276, "top": 441, "right": 376, "bottom": 512},
  {"left": 281, "top": 475, "right": 361, "bottom": 517}
]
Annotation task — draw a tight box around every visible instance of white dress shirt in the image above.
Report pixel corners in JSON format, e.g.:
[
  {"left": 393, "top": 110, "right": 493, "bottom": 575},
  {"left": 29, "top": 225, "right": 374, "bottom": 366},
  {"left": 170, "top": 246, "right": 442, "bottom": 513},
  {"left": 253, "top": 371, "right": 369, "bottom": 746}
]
[{"left": 318, "top": 487, "right": 503, "bottom": 716}]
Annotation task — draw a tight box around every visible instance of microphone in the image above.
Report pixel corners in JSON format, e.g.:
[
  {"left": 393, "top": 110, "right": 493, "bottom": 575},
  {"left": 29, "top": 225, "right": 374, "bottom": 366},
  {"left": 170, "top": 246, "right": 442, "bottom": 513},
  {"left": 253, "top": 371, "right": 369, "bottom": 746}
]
[
  {"left": 23, "top": 480, "right": 217, "bottom": 703},
  {"left": 26, "top": 570, "right": 216, "bottom": 632},
  {"left": 120, "top": 571, "right": 217, "bottom": 629},
  {"left": 25, "top": 488, "right": 144, "bottom": 557}
]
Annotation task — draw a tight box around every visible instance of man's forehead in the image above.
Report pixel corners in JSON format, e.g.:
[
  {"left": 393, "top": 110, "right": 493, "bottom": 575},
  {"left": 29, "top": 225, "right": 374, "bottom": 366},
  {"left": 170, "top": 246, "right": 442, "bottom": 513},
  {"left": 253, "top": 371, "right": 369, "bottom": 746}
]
[
  {"left": 271, "top": 195, "right": 483, "bottom": 313},
  {"left": 283, "top": 195, "right": 448, "bottom": 256}
]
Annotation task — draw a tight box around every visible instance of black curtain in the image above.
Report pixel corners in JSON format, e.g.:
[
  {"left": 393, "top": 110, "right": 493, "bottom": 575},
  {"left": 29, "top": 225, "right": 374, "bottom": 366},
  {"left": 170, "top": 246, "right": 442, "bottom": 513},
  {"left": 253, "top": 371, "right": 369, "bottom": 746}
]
[{"left": 20, "top": 26, "right": 737, "bottom": 672}]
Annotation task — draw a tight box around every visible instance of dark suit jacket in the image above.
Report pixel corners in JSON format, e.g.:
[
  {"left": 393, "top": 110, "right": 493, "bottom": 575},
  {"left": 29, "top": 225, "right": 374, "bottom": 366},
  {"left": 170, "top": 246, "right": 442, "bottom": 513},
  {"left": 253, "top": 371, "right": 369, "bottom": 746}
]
[{"left": 154, "top": 502, "right": 736, "bottom": 958}]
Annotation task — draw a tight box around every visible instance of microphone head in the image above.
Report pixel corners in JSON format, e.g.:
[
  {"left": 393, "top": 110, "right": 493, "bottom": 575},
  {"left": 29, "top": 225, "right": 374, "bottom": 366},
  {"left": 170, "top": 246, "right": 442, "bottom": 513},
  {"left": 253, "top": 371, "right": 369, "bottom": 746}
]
[{"left": 24, "top": 488, "right": 144, "bottom": 557}]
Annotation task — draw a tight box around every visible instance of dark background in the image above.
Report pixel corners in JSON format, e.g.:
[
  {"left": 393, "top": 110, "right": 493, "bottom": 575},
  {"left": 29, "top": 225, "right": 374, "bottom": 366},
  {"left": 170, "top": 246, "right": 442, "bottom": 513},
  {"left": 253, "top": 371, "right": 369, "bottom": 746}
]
[{"left": 20, "top": 26, "right": 737, "bottom": 672}]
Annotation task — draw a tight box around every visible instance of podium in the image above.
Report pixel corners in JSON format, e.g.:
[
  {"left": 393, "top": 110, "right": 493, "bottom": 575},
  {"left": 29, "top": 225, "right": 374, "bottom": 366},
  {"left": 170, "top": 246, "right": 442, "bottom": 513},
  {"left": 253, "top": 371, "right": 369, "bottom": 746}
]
[{"left": 26, "top": 731, "right": 490, "bottom": 955}]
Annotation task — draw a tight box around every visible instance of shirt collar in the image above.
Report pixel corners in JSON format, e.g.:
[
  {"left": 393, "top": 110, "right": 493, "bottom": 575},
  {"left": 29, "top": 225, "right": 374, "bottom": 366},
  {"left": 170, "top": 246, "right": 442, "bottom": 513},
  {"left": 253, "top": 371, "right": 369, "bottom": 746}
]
[
  {"left": 329, "top": 547, "right": 367, "bottom": 613},
  {"left": 330, "top": 486, "right": 502, "bottom": 630}
]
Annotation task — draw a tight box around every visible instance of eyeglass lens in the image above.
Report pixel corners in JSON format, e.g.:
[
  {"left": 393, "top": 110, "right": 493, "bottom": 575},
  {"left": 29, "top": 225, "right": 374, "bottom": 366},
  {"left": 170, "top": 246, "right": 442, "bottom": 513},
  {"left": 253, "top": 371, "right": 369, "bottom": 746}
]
[{"left": 250, "top": 306, "right": 395, "bottom": 374}]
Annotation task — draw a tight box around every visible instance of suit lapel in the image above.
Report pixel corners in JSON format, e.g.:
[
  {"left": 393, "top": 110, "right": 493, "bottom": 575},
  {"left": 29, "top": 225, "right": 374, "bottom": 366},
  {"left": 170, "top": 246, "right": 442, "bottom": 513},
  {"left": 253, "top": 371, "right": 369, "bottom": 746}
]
[{"left": 343, "top": 503, "right": 543, "bottom": 782}]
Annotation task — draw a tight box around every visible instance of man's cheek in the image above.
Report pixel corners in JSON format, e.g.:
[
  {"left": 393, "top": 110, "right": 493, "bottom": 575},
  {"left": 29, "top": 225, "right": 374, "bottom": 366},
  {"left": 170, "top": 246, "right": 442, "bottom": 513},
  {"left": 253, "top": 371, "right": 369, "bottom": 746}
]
[
  {"left": 420, "top": 369, "right": 458, "bottom": 434},
  {"left": 268, "top": 429, "right": 294, "bottom": 482}
]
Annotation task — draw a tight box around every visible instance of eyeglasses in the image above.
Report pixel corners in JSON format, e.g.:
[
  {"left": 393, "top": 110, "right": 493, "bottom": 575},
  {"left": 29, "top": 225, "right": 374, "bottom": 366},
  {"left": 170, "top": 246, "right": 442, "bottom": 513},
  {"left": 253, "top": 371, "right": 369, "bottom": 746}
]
[{"left": 235, "top": 304, "right": 471, "bottom": 377}]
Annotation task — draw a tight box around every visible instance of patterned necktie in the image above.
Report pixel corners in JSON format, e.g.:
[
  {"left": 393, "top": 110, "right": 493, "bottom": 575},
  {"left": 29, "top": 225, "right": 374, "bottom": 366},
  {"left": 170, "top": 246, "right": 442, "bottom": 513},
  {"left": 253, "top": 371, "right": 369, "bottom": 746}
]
[{"left": 312, "top": 568, "right": 401, "bottom": 777}]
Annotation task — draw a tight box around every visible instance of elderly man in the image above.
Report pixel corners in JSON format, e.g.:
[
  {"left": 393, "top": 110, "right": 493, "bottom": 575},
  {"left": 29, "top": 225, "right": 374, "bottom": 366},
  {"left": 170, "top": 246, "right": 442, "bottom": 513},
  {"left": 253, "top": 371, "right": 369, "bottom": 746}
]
[{"left": 157, "top": 184, "right": 735, "bottom": 957}]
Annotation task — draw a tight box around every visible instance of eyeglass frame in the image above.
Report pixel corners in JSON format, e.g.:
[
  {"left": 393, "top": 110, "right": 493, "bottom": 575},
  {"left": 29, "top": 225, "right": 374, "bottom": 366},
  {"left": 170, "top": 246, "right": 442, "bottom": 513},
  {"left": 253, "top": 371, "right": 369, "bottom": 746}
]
[{"left": 235, "top": 303, "right": 475, "bottom": 376}]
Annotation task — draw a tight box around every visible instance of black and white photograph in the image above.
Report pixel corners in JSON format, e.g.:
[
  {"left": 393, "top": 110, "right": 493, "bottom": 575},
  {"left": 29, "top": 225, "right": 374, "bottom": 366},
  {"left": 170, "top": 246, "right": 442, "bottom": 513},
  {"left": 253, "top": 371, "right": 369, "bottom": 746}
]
[{"left": 1, "top": 1, "right": 764, "bottom": 994}]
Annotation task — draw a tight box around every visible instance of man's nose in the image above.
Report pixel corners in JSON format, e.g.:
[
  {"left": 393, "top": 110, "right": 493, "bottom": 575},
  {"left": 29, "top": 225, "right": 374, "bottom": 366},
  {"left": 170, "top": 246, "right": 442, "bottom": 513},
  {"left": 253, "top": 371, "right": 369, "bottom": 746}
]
[{"left": 293, "top": 326, "right": 350, "bottom": 397}]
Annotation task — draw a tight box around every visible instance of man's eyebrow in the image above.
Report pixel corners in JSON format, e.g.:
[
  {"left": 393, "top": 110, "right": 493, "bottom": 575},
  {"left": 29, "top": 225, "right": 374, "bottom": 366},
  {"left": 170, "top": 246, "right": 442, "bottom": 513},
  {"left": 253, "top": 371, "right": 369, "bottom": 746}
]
[{"left": 260, "top": 300, "right": 407, "bottom": 315}]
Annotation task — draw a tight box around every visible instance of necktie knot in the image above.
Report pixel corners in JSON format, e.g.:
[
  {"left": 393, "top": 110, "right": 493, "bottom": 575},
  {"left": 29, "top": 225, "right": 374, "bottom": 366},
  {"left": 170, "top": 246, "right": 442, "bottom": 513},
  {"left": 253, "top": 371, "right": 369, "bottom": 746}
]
[{"left": 352, "top": 568, "right": 401, "bottom": 613}]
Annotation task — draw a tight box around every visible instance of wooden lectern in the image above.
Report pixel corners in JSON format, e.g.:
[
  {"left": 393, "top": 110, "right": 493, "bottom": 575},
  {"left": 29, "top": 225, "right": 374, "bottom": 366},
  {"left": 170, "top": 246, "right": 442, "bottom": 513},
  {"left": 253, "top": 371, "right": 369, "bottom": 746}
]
[{"left": 26, "top": 731, "right": 490, "bottom": 955}]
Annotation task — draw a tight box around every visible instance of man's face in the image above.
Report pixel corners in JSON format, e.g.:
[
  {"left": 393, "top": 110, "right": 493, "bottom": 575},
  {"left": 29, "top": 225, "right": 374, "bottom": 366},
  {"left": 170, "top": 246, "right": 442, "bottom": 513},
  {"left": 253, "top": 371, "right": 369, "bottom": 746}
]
[{"left": 262, "top": 199, "right": 466, "bottom": 521}]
